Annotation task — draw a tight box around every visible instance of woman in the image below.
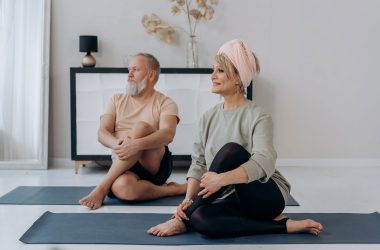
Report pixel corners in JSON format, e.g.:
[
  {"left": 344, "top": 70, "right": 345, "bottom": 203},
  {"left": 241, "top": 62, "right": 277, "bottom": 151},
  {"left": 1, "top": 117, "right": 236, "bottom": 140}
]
[{"left": 148, "top": 39, "right": 323, "bottom": 237}]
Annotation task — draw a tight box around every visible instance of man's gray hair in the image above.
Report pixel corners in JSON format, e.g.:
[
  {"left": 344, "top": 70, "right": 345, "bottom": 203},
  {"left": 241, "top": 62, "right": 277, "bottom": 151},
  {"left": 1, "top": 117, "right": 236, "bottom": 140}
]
[{"left": 135, "top": 53, "right": 160, "bottom": 82}]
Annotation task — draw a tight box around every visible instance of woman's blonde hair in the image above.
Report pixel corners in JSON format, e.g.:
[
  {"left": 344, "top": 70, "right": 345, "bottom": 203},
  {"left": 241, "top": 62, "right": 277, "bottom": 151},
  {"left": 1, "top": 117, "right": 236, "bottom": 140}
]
[{"left": 214, "top": 52, "right": 260, "bottom": 93}]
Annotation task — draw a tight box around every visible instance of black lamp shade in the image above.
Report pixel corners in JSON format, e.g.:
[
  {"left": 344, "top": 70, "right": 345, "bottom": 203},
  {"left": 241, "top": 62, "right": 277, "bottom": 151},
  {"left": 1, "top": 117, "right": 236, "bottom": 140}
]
[{"left": 79, "top": 35, "right": 98, "bottom": 52}]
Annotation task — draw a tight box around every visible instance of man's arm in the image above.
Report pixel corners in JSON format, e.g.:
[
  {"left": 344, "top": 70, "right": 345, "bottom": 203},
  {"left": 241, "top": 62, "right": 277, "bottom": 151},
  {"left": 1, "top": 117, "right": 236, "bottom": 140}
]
[
  {"left": 98, "top": 115, "right": 120, "bottom": 149},
  {"left": 131, "top": 114, "right": 177, "bottom": 151}
]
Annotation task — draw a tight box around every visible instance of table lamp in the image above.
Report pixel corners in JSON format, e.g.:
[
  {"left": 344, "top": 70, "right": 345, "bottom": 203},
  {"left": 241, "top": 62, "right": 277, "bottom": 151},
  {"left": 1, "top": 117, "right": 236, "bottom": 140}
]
[{"left": 79, "top": 35, "right": 98, "bottom": 67}]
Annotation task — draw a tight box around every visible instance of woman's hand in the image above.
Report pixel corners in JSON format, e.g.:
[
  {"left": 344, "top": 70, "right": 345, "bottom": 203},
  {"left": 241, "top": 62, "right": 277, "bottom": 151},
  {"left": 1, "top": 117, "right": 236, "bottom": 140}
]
[
  {"left": 173, "top": 199, "right": 193, "bottom": 221},
  {"left": 198, "top": 172, "right": 224, "bottom": 198}
]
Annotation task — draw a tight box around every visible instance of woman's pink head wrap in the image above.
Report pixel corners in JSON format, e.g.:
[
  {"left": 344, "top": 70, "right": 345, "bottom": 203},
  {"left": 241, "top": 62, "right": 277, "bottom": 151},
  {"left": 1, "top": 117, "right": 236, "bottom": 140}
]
[{"left": 217, "top": 39, "right": 258, "bottom": 88}]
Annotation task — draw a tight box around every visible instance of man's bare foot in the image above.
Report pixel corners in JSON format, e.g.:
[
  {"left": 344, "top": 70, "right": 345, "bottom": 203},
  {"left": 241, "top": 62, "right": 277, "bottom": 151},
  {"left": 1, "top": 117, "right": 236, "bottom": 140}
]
[
  {"left": 147, "top": 218, "right": 187, "bottom": 237},
  {"left": 165, "top": 182, "right": 187, "bottom": 196},
  {"left": 286, "top": 219, "right": 323, "bottom": 235},
  {"left": 79, "top": 186, "right": 108, "bottom": 210}
]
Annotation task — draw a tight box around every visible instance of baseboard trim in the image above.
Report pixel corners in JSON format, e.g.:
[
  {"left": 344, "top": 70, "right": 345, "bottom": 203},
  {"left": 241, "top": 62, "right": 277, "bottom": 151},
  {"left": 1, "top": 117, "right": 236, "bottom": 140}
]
[
  {"left": 0, "top": 160, "right": 47, "bottom": 170},
  {"left": 46, "top": 157, "right": 380, "bottom": 169},
  {"left": 276, "top": 158, "right": 380, "bottom": 167},
  {"left": 48, "top": 158, "right": 75, "bottom": 169}
]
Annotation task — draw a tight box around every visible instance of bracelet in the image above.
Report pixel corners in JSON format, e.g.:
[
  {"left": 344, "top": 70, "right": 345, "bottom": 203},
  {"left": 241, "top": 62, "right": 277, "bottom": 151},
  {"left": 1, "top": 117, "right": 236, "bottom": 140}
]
[{"left": 182, "top": 198, "right": 193, "bottom": 204}]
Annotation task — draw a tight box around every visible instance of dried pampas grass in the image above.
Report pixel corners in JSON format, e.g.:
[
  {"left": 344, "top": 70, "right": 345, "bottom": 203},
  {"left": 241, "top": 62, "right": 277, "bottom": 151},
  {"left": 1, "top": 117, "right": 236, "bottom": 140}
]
[
  {"left": 141, "top": 14, "right": 177, "bottom": 43},
  {"left": 141, "top": 0, "right": 219, "bottom": 43}
]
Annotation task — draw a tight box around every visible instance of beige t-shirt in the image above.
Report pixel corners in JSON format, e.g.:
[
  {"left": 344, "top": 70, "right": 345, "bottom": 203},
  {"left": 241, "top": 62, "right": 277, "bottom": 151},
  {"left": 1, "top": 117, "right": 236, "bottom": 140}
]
[{"left": 102, "top": 91, "right": 179, "bottom": 139}]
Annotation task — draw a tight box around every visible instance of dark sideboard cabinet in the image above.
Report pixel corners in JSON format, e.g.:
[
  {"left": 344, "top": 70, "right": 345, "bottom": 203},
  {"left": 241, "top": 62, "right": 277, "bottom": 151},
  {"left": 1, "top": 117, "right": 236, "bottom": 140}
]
[{"left": 70, "top": 67, "right": 252, "bottom": 173}]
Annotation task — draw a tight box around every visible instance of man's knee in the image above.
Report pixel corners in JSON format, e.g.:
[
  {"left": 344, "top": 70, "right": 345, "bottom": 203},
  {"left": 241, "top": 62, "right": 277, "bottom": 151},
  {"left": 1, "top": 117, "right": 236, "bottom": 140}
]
[
  {"left": 111, "top": 174, "right": 141, "bottom": 201},
  {"left": 129, "top": 121, "right": 155, "bottom": 139},
  {"left": 139, "top": 146, "right": 166, "bottom": 173}
]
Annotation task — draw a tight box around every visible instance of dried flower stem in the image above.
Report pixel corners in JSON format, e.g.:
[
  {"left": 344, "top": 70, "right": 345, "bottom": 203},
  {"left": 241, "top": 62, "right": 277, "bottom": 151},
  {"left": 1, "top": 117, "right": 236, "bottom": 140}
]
[
  {"left": 182, "top": 0, "right": 200, "bottom": 36},
  {"left": 185, "top": 0, "right": 193, "bottom": 35}
]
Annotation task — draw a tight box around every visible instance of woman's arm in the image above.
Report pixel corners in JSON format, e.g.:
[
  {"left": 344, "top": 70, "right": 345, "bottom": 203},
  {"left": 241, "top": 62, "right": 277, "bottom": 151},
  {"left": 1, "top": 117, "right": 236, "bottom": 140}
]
[
  {"left": 175, "top": 177, "right": 201, "bottom": 220},
  {"left": 175, "top": 114, "right": 207, "bottom": 220},
  {"left": 185, "top": 177, "right": 201, "bottom": 200},
  {"left": 240, "top": 114, "right": 277, "bottom": 183},
  {"left": 219, "top": 166, "right": 249, "bottom": 185}
]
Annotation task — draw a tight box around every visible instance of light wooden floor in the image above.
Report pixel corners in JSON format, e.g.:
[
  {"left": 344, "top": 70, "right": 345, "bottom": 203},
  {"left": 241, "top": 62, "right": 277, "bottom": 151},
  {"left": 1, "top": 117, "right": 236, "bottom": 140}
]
[{"left": 0, "top": 164, "right": 379, "bottom": 250}]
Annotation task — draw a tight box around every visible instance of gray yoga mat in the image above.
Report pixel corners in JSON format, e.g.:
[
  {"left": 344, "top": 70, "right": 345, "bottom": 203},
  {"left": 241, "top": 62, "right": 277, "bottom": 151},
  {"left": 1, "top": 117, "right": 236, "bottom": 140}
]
[
  {"left": 0, "top": 186, "right": 183, "bottom": 206},
  {"left": 20, "top": 212, "right": 380, "bottom": 245},
  {"left": 0, "top": 186, "right": 300, "bottom": 206}
]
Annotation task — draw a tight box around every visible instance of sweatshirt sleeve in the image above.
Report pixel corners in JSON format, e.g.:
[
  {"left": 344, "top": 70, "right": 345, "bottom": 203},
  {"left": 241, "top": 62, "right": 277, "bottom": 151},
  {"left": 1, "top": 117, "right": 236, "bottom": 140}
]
[
  {"left": 241, "top": 113, "right": 277, "bottom": 183},
  {"left": 186, "top": 115, "right": 207, "bottom": 181}
]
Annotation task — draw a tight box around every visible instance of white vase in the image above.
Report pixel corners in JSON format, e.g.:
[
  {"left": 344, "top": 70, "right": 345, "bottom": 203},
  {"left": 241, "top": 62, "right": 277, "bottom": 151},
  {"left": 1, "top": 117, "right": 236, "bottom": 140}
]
[{"left": 186, "top": 35, "right": 199, "bottom": 68}]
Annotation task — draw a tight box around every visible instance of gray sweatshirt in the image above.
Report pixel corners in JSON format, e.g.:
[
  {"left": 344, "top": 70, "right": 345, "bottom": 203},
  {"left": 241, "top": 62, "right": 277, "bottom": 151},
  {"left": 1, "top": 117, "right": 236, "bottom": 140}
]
[{"left": 186, "top": 100, "right": 291, "bottom": 202}]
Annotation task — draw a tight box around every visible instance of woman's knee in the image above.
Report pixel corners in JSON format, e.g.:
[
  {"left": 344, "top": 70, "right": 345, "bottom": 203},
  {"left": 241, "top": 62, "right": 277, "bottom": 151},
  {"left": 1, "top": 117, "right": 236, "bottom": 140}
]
[
  {"left": 219, "top": 142, "right": 247, "bottom": 155},
  {"left": 210, "top": 142, "right": 250, "bottom": 172}
]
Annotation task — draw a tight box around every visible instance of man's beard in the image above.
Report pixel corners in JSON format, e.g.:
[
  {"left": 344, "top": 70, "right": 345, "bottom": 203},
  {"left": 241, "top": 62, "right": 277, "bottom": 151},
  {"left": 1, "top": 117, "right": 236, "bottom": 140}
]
[{"left": 126, "top": 77, "right": 147, "bottom": 96}]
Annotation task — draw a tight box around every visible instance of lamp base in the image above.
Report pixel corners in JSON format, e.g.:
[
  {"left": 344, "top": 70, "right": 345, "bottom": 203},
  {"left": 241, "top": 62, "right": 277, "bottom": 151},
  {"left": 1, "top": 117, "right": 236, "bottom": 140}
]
[{"left": 82, "top": 52, "right": 96, "bottom": 67}]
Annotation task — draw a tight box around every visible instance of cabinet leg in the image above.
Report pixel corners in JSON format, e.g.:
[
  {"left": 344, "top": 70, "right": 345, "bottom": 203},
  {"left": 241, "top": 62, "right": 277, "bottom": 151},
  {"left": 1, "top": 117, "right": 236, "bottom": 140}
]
[{"left": 75, "top": 161, "right": 92, "bottom": 174}]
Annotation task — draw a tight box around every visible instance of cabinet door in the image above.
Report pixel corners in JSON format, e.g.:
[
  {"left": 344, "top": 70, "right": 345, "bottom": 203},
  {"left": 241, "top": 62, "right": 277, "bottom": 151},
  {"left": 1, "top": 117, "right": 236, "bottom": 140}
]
[
  {"left": 75, "top": 73, "right": 127, "bottom": 156},
  {"left": 155, "top": 73, "right": 221, "bottom": 156}
]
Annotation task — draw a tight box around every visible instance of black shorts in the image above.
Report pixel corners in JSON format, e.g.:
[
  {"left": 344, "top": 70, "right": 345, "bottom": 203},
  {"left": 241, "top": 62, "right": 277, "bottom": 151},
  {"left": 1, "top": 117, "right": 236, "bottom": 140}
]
[{"left": 128, "top": 146, "right": 173, "bottom": 185}]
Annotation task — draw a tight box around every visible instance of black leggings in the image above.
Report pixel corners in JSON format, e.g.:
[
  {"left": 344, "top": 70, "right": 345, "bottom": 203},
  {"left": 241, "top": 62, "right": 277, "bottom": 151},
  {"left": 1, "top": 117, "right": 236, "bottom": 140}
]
[{"left": 185, "top": 143, "right": 288, "bottom": 237}]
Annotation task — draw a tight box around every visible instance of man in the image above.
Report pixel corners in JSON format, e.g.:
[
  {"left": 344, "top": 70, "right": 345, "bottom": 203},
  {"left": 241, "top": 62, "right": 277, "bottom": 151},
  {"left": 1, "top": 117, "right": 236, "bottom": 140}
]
[{"left": 79, "top": 53, "right": 186, "bottom": 210}]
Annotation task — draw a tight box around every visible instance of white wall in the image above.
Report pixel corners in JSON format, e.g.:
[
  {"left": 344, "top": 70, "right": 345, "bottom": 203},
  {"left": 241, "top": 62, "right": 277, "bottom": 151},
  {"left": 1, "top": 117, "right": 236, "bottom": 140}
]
[{"left": 50, "top": 0, "right": 380, "bottom": 167}]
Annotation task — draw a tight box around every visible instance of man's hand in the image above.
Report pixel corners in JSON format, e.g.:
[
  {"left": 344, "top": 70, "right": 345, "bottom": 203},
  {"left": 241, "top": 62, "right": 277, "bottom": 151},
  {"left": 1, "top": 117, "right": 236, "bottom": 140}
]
[
  {"left": 112, "top": 138, "right": 123, "bottom": 149},
  {"left": 113, "top": 137, "right": 140, "bottom": 160},
  {"left": 198, "top": 172, "right": 224, "bottom": 198}
]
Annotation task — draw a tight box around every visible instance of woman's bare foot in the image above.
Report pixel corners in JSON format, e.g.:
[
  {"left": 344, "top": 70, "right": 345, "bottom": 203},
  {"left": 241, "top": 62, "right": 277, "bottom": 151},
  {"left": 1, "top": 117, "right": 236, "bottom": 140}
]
[
  {"left": 166, "top": 182, "right": 187, "bottom": 196},
  {"left": 286, "top": 219, "right": 323, "bottom": 235},
  {"left": 274, "top": 213, "right": 287, "bottom": 221},
  {"left": 147, "top": 218, "right": 187, "bottom": 237},
  {"left": 79, "top": 186, "right": 108, "bottom": 210}
]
